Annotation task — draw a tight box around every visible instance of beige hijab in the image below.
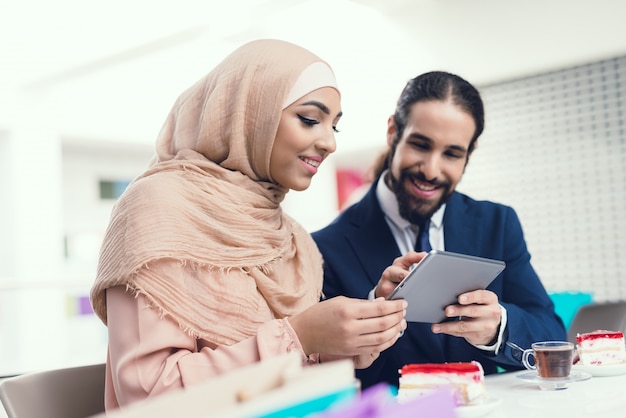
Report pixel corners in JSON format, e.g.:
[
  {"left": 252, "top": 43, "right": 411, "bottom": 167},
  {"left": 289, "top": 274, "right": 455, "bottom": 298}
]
[{"left": 90, "top": 39, "right": 339, "bottom": 344}]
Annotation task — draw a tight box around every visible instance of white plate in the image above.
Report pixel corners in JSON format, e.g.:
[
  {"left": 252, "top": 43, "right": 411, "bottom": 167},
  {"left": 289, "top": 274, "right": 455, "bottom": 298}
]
[
  {"left": 516, "top": 370, "right": 591, "bottom": 390},
  {"left": 572, "top": 361, "right": 626, "bottom": 377},
  {"left": 455, "top": 397, "right": 502, "bottom": 418}
]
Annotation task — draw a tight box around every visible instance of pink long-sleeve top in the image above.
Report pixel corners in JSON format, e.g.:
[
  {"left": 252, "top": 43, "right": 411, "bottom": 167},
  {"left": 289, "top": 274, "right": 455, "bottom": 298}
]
[{"left": 104, "top": 285, "right": 311, "bottom": 411}]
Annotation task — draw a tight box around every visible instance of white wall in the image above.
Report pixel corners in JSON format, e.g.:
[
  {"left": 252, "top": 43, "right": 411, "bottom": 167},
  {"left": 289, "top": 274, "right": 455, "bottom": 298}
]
[
  {"left": 0, "top": 131, "right": 15, "bottom": 278},
  {"left": 61, "top": 141, "right": 153, "bottom": 273},
  {"left": 1, "top": 93, "right": 64, "bottom": 282}
]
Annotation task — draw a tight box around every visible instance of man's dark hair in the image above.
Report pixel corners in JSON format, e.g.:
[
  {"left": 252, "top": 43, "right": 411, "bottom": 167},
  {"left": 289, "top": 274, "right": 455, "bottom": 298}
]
[{"left": 373, "top": 71, "right": 485, "bottom": 178}]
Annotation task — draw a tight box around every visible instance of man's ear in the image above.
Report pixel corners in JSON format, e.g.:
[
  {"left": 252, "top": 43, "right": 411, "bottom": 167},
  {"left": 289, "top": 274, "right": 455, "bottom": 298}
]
[
  {"left": 464, "top": 141, "right": 478, "bottom": 169},
  {"left": 386, "top": 115, "right": 397, "bottom": 147},
  {"left": 469, "top": 140, "right": 478, "bottom": 154}
]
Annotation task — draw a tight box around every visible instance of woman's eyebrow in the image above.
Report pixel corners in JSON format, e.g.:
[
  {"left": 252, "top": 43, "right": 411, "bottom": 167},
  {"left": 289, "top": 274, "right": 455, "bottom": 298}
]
[{"left": 299, "top": 100, "right": 342, "bottom": 118}]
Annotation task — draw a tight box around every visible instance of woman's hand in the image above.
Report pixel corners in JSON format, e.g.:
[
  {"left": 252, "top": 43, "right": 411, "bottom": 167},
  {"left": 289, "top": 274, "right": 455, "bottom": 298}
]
[{"left": 289, "top": 296, "right": 407, "bottom": 365}]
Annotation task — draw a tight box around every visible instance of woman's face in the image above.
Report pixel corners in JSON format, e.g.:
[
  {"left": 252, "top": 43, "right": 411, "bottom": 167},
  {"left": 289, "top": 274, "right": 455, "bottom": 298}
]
[{"left": 270, "top": 87, "right": 342, "bottom": 191}]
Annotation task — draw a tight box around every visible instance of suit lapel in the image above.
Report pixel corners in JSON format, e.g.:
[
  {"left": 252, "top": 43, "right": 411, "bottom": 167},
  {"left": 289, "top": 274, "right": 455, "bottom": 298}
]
[
  {"left": 443, "top": 193, "right": 482, "bottom": 256},
  {"left": 343, "top": 189, "right": 485, "bottom": 288}
]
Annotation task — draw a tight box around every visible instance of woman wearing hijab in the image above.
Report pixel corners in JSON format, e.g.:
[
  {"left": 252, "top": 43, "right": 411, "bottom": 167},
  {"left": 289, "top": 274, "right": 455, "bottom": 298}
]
[{"left": 90, "top": 39, "right": 408, "bottom": 410}]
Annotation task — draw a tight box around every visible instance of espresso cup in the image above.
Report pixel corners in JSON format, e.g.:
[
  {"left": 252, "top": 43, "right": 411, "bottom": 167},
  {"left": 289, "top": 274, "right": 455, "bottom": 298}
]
[{"left": 521, "top": 341, "right": 574, "bottom": 379}]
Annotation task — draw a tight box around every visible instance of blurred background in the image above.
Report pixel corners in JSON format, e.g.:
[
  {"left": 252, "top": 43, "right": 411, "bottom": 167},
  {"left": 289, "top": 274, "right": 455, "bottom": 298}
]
[{"left": 1, "top": 0, "right": 625, "bottom": 381}]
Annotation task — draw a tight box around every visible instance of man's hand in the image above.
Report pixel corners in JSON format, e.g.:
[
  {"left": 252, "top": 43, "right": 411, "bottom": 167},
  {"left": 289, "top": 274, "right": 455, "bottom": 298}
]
[
  {"left": 374, "top": 251, "right": 427, "bottom": 298},
  {"left": 431, "top": 289, "right": 502, "bottom": 346}
]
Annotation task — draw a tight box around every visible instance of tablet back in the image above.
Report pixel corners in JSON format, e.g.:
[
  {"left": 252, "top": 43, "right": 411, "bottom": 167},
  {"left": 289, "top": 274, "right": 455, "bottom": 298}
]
[{"left": 388, "top": 250, "right": 505, "bottom": 323}]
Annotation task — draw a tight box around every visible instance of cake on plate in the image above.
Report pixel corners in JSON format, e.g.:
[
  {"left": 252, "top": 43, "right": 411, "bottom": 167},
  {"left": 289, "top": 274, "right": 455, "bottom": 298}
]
[
  {"left": 397, "top": 361, "right": 487, "bottom": 406},
  {"left": 575, "top": 329, "right": 626, "bottom": 366}
]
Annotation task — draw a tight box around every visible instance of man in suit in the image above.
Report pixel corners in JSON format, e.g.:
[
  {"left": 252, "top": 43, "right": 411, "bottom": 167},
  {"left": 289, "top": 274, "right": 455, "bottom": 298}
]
[{"left": 312, "top": 71, "right": 566, "bottom": 389}]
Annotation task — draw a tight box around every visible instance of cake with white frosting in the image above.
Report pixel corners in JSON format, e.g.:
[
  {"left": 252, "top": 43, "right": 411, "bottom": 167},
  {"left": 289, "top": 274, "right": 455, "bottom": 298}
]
[
  {"left": 576, "top": 330, "right": 626, "bottom": 366},
  {"left": 397, "top": 361, "right": 487, "bottom": 406}
]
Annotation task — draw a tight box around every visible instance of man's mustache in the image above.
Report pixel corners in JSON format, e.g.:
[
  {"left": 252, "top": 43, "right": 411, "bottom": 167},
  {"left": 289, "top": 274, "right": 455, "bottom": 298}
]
[{"left": 405, "top": 171, "right": 448, "bottom": 189}]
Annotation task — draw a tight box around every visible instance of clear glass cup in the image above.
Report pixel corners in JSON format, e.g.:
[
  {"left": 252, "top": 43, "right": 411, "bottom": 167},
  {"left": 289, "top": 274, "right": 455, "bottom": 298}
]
[{"left": 521, "top": 341, "right": 575, "bottom": 384}]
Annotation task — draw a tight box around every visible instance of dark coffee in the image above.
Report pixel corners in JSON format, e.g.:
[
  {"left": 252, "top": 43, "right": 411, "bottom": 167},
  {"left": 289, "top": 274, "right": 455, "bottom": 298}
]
[{"left": 534, "top": 348, "right": 573, "bottom": 378}]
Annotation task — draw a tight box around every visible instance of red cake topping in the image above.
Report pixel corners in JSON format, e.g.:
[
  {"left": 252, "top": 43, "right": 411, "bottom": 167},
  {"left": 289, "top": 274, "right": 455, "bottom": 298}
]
[
  {"left": 401, "top": 362, "right": 481, "bottom": 374},
  {"left": 576, "top": 330, "right": 624, "bottom": 343}
]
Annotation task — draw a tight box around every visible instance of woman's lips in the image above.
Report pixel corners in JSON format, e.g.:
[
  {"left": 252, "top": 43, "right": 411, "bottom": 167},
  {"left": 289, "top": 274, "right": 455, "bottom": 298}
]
[{"left": 299, "top": 156, "right": 321, "bottom": 174}]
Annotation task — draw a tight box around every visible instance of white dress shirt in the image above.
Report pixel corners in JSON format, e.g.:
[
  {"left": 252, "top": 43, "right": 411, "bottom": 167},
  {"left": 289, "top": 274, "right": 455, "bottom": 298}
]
[{"left": 370, "top": 172, "right": 506, "bottom": 353}]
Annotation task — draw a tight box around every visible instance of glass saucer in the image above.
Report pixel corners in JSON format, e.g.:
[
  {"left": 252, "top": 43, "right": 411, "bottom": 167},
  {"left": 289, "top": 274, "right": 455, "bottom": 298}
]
[{"left": 516, "top": 370, "right": 592, "bottom": 390}]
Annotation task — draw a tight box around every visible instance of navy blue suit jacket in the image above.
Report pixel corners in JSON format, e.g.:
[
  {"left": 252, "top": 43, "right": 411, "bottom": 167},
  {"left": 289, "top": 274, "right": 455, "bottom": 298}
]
[{"left": 312, "top": 184, "right": 566, "bottom": 389}]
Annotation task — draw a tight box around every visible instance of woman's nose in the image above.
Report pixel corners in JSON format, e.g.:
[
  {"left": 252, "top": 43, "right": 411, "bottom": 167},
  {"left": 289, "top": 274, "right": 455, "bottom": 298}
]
[{"left": 317, "top": 130, "right": 337, "bottom": 155}]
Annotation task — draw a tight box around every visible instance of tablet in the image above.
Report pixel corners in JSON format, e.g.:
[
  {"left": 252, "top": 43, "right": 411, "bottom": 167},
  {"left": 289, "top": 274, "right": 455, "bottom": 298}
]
[{"left": 387, "top": 250, "right": 505, "bottom": 323}]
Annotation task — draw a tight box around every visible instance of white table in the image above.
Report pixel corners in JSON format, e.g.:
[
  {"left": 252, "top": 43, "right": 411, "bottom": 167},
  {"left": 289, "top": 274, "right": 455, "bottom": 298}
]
[{"left": 479, "top": 369, "right": 626, "bottom": 418}]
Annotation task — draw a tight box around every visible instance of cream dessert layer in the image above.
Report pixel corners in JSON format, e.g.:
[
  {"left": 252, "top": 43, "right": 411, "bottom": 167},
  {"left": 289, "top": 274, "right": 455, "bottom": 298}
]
[
  {"left": 397, "top": 361, "right": 486, "bottom": 406},
  {"left": 576, "top": 330, "right": 626, "bottom": 366}
]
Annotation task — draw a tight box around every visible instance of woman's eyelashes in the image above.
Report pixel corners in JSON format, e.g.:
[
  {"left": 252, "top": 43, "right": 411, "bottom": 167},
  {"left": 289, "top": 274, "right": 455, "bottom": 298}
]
[
  {"left": 297, "top": 114, "right": 341, "bottom": 133},
  {"left": 297, "top": 114, "right": 319, "bottom": 126}
]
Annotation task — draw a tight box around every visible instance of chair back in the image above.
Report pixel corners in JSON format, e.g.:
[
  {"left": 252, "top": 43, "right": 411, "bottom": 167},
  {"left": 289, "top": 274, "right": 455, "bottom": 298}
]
[
  {"left": 0, "top": 363, "right": 106, "bottom": 418},
  {"left": 567, "top": 301, "right": 626, "bottom": 343},
  {"left": 549, "top": 291, "right": 593, "bottom": 329}
]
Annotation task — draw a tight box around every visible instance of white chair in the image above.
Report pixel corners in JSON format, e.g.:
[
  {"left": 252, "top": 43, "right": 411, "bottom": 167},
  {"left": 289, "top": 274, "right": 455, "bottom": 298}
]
[
  {"left": 0, "top": 363, "right": 105, "bottom": 418},
  {"left": 567, "top": 301, "right": 626, "bottom": 343}
]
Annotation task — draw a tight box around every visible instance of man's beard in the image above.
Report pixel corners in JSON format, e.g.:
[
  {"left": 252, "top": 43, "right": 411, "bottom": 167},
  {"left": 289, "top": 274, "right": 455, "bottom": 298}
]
[{"left": 387, "top": 170, "right": 453, "bottom": 226}]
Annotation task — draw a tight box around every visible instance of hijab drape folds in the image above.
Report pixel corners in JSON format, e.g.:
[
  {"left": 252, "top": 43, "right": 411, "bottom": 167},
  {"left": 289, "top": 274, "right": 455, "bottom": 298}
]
[{"left": 90, "top": 39, "right": 335, "bottom": 345}]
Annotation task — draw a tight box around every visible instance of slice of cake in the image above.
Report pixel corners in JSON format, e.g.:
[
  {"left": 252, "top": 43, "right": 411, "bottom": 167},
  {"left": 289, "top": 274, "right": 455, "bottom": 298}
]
[
  {"left": 576, "top": 329, "right": 626, "bottom": 366},
  {"left": 397, "top": 361, "right": 487, "bottom": 406}
]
